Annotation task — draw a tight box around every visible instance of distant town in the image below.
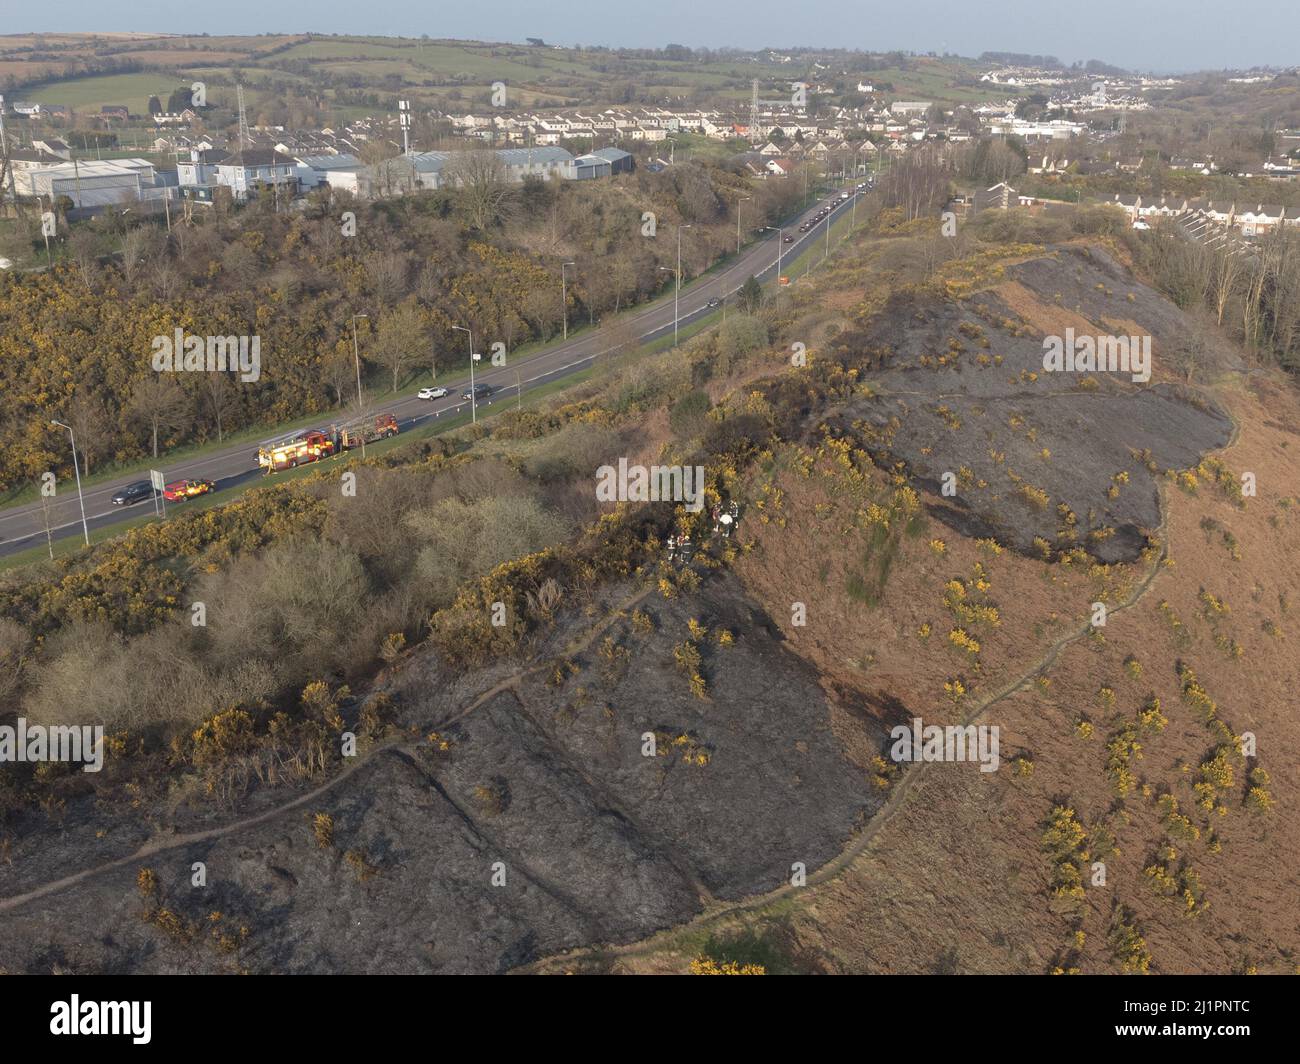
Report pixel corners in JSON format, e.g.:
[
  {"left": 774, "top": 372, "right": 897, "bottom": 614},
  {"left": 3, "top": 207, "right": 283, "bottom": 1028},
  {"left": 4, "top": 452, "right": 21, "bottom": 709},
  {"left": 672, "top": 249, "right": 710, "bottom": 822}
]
[{"left": 4, "top": 53, "right": 1299, "bottom": 243}]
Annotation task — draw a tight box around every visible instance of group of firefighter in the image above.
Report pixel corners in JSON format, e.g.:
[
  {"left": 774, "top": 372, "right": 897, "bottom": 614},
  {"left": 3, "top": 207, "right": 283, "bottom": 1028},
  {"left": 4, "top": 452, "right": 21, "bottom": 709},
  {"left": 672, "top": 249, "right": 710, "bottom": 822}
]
[{"left": 665, "top": 500, "right": 740, "bottom": 563}]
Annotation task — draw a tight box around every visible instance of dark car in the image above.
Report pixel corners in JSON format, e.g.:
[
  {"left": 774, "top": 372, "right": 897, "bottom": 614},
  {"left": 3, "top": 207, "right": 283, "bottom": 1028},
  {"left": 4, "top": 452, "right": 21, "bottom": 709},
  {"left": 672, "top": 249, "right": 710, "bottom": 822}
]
[
  {"left": 461, "top": 384, "right": 495, "bottom": 401},
  {"left": 705, "top": 297, "right": 722, "bottom": 308},
  {"left": 111, "top": 480, "right": 156, "bottom": 506},
  {"left": 783, "top": 235, "right": 794, "bottom": 243}
]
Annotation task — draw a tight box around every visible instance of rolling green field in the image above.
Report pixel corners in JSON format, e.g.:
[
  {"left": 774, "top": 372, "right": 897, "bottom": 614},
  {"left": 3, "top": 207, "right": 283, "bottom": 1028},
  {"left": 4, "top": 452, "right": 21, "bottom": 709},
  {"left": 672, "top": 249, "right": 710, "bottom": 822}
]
[
  {"left": 7, "top": 32, "right": 1020, "bottom": 124},
  {"left": 20, "top": 72, "right": 188, "bottom": 116}
]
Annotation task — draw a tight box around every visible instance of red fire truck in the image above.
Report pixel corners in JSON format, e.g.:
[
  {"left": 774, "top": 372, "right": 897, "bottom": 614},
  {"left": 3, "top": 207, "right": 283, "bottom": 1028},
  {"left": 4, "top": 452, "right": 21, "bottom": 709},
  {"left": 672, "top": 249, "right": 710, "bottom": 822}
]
[{"left": 257, "top": 429, "right": 336, "bottom": 473}]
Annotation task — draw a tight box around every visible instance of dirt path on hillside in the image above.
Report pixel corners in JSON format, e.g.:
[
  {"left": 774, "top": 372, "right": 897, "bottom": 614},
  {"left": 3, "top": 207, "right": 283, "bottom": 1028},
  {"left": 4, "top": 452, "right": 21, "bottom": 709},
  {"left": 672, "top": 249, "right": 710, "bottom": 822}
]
[
  {"left": 520, "top": 467, "right": 1209, "bottom": 971},
  {"left": 0, "top": 584, "right": 656, "bottom": 917}
]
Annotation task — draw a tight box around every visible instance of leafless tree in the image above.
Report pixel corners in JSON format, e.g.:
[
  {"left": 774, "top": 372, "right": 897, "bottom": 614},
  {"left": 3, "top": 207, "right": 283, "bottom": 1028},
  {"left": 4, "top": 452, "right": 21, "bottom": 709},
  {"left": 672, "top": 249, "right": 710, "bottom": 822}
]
[
  {"left": 202, "top": 372, "right": 237, "bottom": 443},
  {"left": 127, "top": 374, "right": 190, "bottom": 458},
  {"left": 373, "top": 300, "right": 425, "bottom": 392},
  {"left": 65, "top": 390, "right": 112, "bottom": 475},
  {"left": 445, "top": 150, "right": 518, "bottom": 231}
]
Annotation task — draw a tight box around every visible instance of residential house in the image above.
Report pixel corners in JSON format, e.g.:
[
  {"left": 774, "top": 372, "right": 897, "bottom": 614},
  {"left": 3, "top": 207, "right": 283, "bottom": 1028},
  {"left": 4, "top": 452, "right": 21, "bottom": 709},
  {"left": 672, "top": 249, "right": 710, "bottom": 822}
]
[
  {"left": 1236, "top": 204, "right": 1285, "bottom": 236},
  {"left": 211, "top": 149, "right": 299, "bottom": 201},
  {"left": 973, "top": 182, "right": 1020, "bottom": 213}
]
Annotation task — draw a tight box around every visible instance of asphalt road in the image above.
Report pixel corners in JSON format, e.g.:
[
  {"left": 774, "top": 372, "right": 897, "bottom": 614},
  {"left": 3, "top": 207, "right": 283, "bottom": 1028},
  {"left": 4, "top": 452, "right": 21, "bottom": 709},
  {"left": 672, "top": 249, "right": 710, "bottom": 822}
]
[{"left": 0, "top": 189, "right": 864, "bottom": 558}]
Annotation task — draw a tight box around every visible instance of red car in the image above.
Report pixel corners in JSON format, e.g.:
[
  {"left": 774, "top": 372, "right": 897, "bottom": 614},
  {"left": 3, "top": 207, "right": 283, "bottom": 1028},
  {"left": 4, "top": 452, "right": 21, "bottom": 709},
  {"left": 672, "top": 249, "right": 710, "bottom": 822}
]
[{"left": 163, "top": 478, "right": 214, "bottom": 502}]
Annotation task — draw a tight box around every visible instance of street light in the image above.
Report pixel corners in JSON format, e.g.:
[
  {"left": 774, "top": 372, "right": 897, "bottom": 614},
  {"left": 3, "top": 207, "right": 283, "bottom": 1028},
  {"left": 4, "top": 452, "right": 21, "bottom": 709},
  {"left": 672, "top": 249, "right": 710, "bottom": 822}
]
[
  {"left": 737, "top": 196, "right": 751, "bottom": 254},
  {"left": 561, "top": 261, "right": 575, "bottom": 340},
  {"left": 452, "top": 324, "right": 479, "bottom": 423},
  {"left": 764, "top": 226, "right": 785, "bottom": 286},
  {"left": 50, "top": 420, "right": 89, "bottom": 547},
  {"left": 351, "top": 313, "right": 369, "bottom": 458},
  {"left": 675, "top": 224, "right": 690, "bottom": 347}
]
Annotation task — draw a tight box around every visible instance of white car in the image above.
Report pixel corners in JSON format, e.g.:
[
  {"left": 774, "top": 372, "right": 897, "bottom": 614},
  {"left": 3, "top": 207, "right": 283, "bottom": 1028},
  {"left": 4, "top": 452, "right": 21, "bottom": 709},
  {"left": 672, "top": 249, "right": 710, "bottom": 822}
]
[{"left": 417, "top": 386, "right": 449, "bottom": 400}]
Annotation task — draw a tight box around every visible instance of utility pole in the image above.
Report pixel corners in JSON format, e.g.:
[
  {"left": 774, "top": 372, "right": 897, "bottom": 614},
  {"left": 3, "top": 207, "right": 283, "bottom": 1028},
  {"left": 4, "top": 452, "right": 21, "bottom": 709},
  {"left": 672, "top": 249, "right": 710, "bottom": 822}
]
[
  {"left": 236, "top": 85, "right": 251, "bottom": 151},
  {"left": 39, "top": 194, "right": 52, "bottom": 267},
  {"left": 351, "top": 313, "right": 369, "bottom": 458},
  {"left": 50, "top": 420, "right": 90, "bottom": 547},
  {"left": 0, "top": 94, "right": 14, "bottom": 213},
  {"left": 737, "top": 195, "right": 750, "bottom": 254},
  {"left": 561, "top": 261, "right": 575, "bottom": 340},
  {"left": 452, "top": 325, "right": 477, "bottom": 423},
  {"left": 399, "top": 99, "right": 412, "bottom": 155},
  {"left": 675, "top": 224, "right": 690, "bottom": 346}
]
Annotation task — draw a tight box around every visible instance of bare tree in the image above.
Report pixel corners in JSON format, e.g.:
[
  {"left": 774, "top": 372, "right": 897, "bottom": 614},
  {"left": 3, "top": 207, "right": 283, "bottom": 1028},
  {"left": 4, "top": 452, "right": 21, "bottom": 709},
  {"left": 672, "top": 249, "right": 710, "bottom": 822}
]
[
  {"left": 127, "top": 374, "right": 190, "bottom": 458},
  {"left": 445, "top": 150, "right": 518, "bottom": 231},
  {"left": 65, "top": 390, "right": 112, "bottom": 475},
  {"left": 373, "top": 301, "right": 425, "bottom": 392},
  {"left": 202, "top": 373, "right": 237, "bottom": 443},
  {"left": 119, "top": 226, "right": 159, "bottom": 291},
  {"left": 66, "top": 228, "right": 100, "bottom": 289}
]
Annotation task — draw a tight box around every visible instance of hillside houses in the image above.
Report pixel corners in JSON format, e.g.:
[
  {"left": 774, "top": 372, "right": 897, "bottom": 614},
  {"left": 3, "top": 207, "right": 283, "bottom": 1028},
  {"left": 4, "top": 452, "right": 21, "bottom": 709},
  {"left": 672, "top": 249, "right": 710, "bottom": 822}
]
[{"left": 1105, "top": 193, "right": 1297, "bottom": 237}]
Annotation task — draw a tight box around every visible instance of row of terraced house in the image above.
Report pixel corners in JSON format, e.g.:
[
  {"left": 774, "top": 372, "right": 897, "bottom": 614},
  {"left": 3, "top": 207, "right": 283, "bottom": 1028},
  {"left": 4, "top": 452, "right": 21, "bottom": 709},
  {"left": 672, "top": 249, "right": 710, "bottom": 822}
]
[{"left": 1106, "top": 194, "right": 1300, "bottom": 237}]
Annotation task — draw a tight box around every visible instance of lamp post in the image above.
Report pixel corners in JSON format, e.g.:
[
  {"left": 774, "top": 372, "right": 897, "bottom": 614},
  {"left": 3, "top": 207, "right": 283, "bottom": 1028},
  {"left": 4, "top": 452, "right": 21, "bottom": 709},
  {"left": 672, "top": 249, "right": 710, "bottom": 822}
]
[
  {"left": 50, "top": 420, "right": 89, "bottom": 547},
  {"left": 452, "top": 324, "right": 478, "bottom": 423},
  {"left": 736, "top": 196, "right": 750, "bottom": 254},
  {"left": 561, "top": 261, "right": 575, "bottom": 340},
  {"left": 675, "top": 224, "right": 690, "bottom": 346},
  {"left": 351, "top": 313, "right": 369, "bottom": 457}
]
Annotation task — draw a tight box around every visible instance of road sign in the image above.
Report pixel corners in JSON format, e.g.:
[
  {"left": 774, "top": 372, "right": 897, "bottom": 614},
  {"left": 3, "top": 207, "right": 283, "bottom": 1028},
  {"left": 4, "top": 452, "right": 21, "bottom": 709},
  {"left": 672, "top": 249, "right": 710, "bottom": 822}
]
[{"left": 150, "top": 469, "right": 166, "bottom": 518}]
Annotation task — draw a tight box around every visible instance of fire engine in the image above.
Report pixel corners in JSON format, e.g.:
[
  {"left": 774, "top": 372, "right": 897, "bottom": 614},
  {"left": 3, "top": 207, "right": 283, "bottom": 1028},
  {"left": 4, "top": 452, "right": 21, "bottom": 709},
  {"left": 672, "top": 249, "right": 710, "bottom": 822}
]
[
  {"left": 162, "top": 478, "right": 214, "bottom": 502},
  {"left": 334, "top": 413, "right": 399, "bottom": 451},
  {"left": 257, "top": 429, "right": 335, "bottom": 473}
]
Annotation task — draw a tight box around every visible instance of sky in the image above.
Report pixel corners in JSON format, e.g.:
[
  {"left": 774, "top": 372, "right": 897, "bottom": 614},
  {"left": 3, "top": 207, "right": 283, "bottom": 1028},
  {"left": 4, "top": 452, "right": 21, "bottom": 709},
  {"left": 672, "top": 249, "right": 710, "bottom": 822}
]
[{"left": 7, "top": 0, "right": 1299, "bottom": 73}]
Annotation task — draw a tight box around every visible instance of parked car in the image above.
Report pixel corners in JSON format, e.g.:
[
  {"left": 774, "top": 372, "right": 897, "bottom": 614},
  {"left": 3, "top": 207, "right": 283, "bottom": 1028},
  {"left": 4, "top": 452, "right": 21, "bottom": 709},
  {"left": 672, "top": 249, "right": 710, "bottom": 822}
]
[
  {"left": 417, "top": 386, "right": 449, "bottom": 400},
  {"left": 111, "top": 480, "right": 156, "bottom": 506},
  {"left": 461, "top": 384, "right": 494, "bottom": 401},
  {"left": 162, "top": 478, "right": 214, "bottom": 502}
]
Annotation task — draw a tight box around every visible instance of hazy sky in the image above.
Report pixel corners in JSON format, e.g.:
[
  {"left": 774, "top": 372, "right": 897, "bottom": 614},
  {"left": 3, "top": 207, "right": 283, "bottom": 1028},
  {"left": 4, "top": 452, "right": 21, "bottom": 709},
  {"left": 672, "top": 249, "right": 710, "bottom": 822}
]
[{"left": 9, "top": 0, "right": 1298, "bottom": 73}]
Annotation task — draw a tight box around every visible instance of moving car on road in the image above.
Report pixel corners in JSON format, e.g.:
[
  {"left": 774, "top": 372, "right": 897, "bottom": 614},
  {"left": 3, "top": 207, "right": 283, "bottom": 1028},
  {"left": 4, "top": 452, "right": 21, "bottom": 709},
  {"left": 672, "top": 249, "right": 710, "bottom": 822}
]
[
  {"left": 461, "top": 384, "right": 495, "bottom": 401},
  {"left": 417, "top": 386, "right": 448, "bottom": 400},
  {"left": 111, "top": 481, "right": 157, "bottom": 506},
  {"left": 706, "top": 297, "right": 722, "bottom": 308},
  {"left": 162, "top": 478, "right": 214, "bottom": 502}
]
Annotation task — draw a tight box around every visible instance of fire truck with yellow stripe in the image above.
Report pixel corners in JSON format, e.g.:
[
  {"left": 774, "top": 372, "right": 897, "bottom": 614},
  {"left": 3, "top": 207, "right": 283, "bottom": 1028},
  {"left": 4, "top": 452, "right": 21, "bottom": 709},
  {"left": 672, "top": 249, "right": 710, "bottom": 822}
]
[{"left": 257, "top": 429, "right": 336, "bottom": 473}]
